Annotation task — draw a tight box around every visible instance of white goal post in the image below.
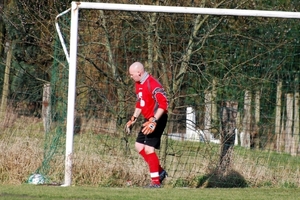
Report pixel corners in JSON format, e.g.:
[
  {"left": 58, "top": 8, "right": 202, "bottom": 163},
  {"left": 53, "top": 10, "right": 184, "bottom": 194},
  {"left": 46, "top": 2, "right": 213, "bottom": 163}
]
[{"left": 55, "top": 1, "right": 300, "bottom": 187}]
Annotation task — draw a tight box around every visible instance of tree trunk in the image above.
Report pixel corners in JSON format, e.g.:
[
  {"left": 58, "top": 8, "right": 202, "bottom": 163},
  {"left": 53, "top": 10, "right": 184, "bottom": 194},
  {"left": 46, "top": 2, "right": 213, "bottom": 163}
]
[
  {"left": 146, "top": 9, "right": 157, "bottom": 73},
  {"left": 212, "top": 78, "right": 218, "bottom": 122},
  {"left": 0, "top": 0, "right": 5, "bottom": 56},
  {"left": 1, "top": 40, "right": 14, "bottom": 116},
  {"left": 171, "top": 0, "right": 208, "bottom": 108},
  {"left": 99, "top": 10, "right": 125, "bottom": 128},
  {"left": 219, "top": 101, "right": 238, "bottom": 172},
  {"left": 204, "top": 90, "right": 212, "bottom": 141}
]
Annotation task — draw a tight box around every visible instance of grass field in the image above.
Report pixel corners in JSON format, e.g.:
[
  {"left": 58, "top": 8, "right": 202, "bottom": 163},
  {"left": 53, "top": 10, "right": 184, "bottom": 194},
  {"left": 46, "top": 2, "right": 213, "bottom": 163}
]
[
  {"left": 1, "top": 115, "right": 300, "bottom": 200},
  {"left": 1, "top": 184, "right": 300, "bottom": 200}
]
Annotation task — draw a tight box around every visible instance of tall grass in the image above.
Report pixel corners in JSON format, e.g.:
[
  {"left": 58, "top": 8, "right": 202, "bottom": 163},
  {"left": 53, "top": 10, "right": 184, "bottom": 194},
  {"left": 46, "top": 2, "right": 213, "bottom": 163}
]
[{"left": 1, "top": 115, "right": 300, "bottom": 188}]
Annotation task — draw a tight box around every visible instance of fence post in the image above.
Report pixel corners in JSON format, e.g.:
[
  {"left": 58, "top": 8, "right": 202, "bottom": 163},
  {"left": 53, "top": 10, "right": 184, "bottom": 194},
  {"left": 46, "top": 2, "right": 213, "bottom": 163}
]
[{"left": 42, "top": 83, "right": 51, "bottom": 133}]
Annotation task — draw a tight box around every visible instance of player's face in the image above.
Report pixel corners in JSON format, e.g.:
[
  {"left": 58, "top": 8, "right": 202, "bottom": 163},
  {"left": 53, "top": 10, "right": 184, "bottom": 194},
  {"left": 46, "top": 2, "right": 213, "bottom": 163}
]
[{"left": 129, "top": 68, "right": 141, "bottom": 82}]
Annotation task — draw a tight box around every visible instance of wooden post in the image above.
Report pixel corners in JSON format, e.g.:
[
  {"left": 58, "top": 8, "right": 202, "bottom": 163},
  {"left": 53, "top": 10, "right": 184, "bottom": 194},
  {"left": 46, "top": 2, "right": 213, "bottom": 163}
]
[
  {"left": 186, "top": 107, "right": 196, "bottom": 140},
  {"left": 285, "top": 93, "right": 293, "bottom": 154},
  {"left": 275, "top": 81, "right": 282, "bottom": 152},
  {"left": 204, "top": 90, "right": 212, "bottom": 141},
  {"left": 253, "top": 90, "right": 261, "bottom": 149},
  {"left": 235, "top": 112, "right": 241, "bottom": 146},
  {"left": 291, "top": 92, "right": 299, "bottom": 156},
  {"left": 42, "top": 83, "right": 51, "bottom": 133},
  {"left": 241, "top": 90, "right": 251, "bottom": 148}
]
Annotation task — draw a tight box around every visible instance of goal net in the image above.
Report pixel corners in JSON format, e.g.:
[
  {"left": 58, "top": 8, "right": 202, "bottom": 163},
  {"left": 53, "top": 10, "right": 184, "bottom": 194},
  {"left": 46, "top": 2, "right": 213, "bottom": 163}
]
[{"left": 51, "top": 1, "right": 300, "bottom": 187}]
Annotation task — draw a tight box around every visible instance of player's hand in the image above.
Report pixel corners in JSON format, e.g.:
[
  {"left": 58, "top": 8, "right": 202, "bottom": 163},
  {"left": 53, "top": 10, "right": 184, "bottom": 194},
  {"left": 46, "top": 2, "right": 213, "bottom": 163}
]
[
  {"left": 142, "top": 117, "right": 157, "bottom": 135},
  {"left": 125, "top": 116, "right": 137, "bottom": 134}
]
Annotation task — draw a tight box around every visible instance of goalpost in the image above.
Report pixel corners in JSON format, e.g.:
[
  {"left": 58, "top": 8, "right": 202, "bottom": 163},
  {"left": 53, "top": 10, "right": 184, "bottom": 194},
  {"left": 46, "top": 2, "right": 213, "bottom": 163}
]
[{"left": 55, "top": 1, "right": 300, "bottom": 187}]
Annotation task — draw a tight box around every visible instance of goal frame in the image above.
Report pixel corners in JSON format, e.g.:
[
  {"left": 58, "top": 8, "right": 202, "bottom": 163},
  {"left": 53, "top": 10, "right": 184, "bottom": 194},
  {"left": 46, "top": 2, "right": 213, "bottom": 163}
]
[{"left": 55, "top": 1, "right": 300, "bottom": 187}]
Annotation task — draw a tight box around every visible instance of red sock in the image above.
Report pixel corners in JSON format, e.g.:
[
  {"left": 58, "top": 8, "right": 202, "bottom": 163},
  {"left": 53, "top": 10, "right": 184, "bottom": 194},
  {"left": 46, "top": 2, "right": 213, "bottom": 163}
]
[
  {"left": 147, "top": 152, "right": 160, "bottom": 185},
  {"left": 139, "top": 148, "right": 148, "bottom": 163}
]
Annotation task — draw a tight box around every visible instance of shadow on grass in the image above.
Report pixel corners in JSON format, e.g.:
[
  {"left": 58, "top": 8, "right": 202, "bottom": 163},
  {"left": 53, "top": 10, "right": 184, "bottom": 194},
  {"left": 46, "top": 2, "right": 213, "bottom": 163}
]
[
  {"left": 172, "top": 169, "right": 248, "bottom": 188},
  {"left": 196, "top": 169, "right": 248, "bottom": 188}
]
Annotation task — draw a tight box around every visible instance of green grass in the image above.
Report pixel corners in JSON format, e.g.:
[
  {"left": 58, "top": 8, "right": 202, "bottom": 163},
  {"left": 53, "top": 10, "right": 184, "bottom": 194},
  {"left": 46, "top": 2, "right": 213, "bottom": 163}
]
[{"left": 1, "top": 184, "right": 300, "bottom": 200}]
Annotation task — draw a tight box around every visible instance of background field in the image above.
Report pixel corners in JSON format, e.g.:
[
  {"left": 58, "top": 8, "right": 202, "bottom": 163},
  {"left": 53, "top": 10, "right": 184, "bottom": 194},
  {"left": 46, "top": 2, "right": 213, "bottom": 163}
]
[{"left": 1, "top": 116, "right": 300, "bottom": 189}]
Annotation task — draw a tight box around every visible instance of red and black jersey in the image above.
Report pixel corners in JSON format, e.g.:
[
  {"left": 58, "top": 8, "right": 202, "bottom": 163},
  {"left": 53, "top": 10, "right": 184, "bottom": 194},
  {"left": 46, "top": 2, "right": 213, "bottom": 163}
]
[{"left": 135, "top": 73, "right": 168, "bottom": 119}]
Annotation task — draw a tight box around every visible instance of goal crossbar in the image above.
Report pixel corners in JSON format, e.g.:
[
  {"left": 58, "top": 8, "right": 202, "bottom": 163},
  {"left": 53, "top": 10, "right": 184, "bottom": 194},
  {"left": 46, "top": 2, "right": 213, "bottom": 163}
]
[
  {"left": 77, "top": 2, "right": 300, "bottom": 18},
  {"left": 56, "top": 1, "right": 300, "bottom": 187}
]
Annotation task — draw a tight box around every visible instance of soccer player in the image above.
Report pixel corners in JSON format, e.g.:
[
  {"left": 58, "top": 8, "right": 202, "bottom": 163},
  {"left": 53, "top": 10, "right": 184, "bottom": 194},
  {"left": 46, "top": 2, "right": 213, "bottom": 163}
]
[{"left": 126, "top": 61, "right": 168, "bottom": 188}]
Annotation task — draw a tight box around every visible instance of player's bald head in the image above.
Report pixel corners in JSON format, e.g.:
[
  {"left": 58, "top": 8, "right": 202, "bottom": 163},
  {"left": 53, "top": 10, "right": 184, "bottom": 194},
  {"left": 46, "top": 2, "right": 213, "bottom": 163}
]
[
  {"left": 129, "top": 62, "right": 144, "bottom": 73},
  {"left": 129, "top": 62, "right": 145, "bottom": 82}
]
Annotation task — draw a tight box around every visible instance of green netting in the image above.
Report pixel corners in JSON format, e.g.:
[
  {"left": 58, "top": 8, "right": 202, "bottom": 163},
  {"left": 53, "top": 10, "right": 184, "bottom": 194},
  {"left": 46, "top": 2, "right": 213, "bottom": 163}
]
[{"left": 33, "top": 33, "right": 68, "bottom": 181}]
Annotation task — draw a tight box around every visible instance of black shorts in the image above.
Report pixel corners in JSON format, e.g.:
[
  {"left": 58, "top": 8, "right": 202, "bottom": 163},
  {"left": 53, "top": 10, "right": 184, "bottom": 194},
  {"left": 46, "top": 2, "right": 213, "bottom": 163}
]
[{"left": 136, "top": 113, "right": 168, "bottom": 149}]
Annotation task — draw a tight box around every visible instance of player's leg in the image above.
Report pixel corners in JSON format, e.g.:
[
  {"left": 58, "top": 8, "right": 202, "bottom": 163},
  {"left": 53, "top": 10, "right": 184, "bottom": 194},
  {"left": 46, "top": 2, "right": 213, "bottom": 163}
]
[
  {"left": 135, "top": 133, "right": 147, "bottom": 162},
  {"left": 143, "top": 113, "right": 168, "bottom": 187}
]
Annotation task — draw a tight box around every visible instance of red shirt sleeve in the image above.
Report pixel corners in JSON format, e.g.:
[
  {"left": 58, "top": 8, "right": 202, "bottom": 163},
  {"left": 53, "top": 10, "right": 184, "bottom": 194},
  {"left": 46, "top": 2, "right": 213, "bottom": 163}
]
[{"left": 153, "top": 89, "right": 168, "bottom": 111}]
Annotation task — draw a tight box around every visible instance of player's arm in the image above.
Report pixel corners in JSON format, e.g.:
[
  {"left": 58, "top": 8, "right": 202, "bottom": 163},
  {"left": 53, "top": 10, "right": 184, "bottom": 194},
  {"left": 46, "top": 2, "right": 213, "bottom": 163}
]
[
  {"left": 154, "top": 92, "right": 168, "bottom": 120},
  {"left": 153, "top": 108, "right": 165, "bottom": 121},
  {"left": 125, "top": 108, "right": 142, "bottom": 134},
  {"left": 132, "top": 108, "right": 142, "bottom": 119}
]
